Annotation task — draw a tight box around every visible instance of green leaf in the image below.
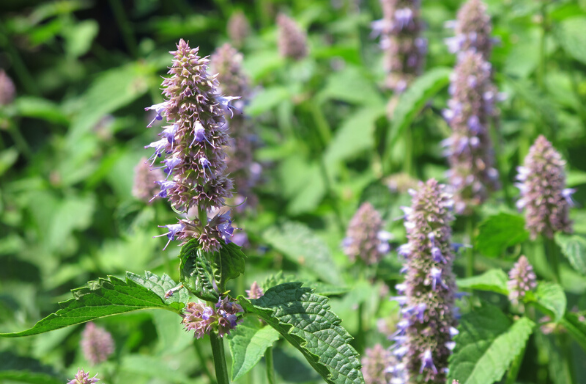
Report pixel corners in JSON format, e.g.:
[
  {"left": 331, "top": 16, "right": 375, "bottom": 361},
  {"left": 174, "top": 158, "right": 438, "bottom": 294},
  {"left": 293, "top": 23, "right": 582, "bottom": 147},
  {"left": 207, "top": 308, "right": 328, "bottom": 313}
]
[
  {"left": 239, "top": 283, "right": 363, "bottom": 384},
  {"left": 475, "top": 212, "right": 529, "bottom": 257},
  {"left": 228, "top": 317, "right": 281, "bottom": 381},
  {"left": 383, "top": 67, "right": 451, "bottom": 172},
  {"left": 528, "top": 282, "right": 566, "bottom": 322},
  {"left": 560, "top": 312, "right": 586, "bottom": 351},
  {"left": 448, "top": 302, "right": 535, "bottom": 384},
  {"left": 121, "top": 354, "right": 191, "bottom": 383},
  {"left": 11, "top": 97, "right": 69, "bottom": 124},
  {"left": 317, "top": 65, "right": 383, "bottom": 106},
  {"left": 0, "top": 272, "right": 185, "bottom": 337},
  {"left": 211, "top": 242, "right": 247, "bottom": 293},
  {"left": 0, "top": 148, "right": 19, "bottom": 177},
  {"left": 179, "top": 239, "right": 219, "bottom": 302},
  {"left": 247, "top": 86, "right": 290, "bottom": 116},
  {"left": 263, "top": 272, "right": 349, "bottom": 296},
  {"left": 0, "top": 351, "right": 65, "bottom": 384},
  {"left": 505, "top": 76, "right": 559, "bottom": 131},
  {"left": 263, "top": 222, "right": 343, "bottom": 285},
  {"left": 457, "top": 269, "right": 510, "bottom": 295},
  {"left": 555, "top": 233, "right": 586, "bottom": 275},
  {"left": 64, "top": 19, "right": 98, "bottom": 58},
  {"left": 556, "top": 17, "right": 586, "bottom": 65}
]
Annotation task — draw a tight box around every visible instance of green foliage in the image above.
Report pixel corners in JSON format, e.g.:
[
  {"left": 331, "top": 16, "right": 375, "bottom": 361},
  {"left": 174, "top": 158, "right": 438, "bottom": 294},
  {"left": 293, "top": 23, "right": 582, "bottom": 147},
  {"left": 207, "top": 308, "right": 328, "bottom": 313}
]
[
  {"left": 475, "top": 213, "right": 529, "bottom": 257},
  {"left": 228, "top": 316, "right": 281, "bottom": 381},
  {"left": 0, "top": 272, "right": 185, "bottom": 338},
  {"left": 179, "top": 238, "right": 220, "bottom": 302},
  {"left": 211, "top": 242, "right": 247, "bottom": 293},
  {"left": 456, "top": 269, "right": 510, "bottom": 295},
  {"left": 556, "top": 17, "right": 586, "bottom": 65},
  {"left": 239, "top": 283, "right": 363, "bottom": 384},
  {"left": 263, "top": 272, "right": 349, "bottom": 296},
  {"left": 448, "top": 303, "right": 535, "bottom": 384},
  {"left": 555, "top": 233, "right": 586, "bottom": 275},
  {"left": 0, "top": 352, "right": 64, "bottom": 384},
  {"left": 527, "top": 282, "right": 567, "bottom": 322},
  {"left": 560, "top": 312, "right": 586, "bottom": 351}
]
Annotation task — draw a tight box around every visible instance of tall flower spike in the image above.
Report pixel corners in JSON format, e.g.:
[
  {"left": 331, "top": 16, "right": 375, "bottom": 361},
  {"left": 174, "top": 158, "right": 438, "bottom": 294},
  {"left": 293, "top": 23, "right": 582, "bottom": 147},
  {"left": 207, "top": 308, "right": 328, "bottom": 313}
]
[
  {"left": 80, "top": 322, "right": 115, "bottom": 366},
  {"left": 508, "top": 255, "right": 537, "bottom": 305},
  {"left": 227, "top": 11, "right": 250, "bottom": 48},
  {"left": 516, "top": 135, "right": 574, "bottom": 239},
  {"left": 444, "top": 51, "right": 500, "bottom": 215},
  {"left": 277, "top": 14, "right": 308, "bottom": 61},
  {"left": 388, "top": 179, "right": 457, "bottom": 384},
  {"left": 67, "top": 369, "right": 99, "bottom": 384},
  {"left": 362, "top": 344, "right": 392, "bottom": 384},
  {"left": 373, "top": 0, "right": 427, "bottom": 93},
  {"left": 211, "top": 43, "right": 259, "bottom": 212},
  {"left": 342, "top": 202, "right": 391, "bottom": 265},
  {"left": 132, "top": 158, "right": 166, "bottom": 203},
  {"left": 446, "top": 0, "right": 494, "bottom": 60},
  {"left": 143, "top": 39, "right": 239, "bottom": 252}
]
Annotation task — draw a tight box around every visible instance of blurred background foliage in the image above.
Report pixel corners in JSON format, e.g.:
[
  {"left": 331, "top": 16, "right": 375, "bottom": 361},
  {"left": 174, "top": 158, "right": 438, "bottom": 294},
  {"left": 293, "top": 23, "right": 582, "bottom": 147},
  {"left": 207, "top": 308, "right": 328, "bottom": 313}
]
[{"left": 1, "top": 0, "right": 586, "bottom": 383}]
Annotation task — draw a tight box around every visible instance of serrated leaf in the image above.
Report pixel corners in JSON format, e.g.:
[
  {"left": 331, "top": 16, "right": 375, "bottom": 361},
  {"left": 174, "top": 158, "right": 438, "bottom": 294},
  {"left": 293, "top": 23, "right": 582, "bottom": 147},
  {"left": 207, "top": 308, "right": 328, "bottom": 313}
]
[
  {"left": 179, "top": 239, "right": 219, "bottom": 302},
  {"left": 555, "top": 233, "right": 586, "bottom": 275},
  {"left": 556, "top": 17, "right": 586, "bottom": 65},
  {"left": 0, "top": 351, "right": 65, "bottom": 384},
  {"left": 211, "top": 241, "right": 247, "bottom": 293},
  {"left": 0, "top": 272, "right": 184, "bottom": 337},
  {"left": 448, "top": 302, "right": 535, "bottom": 384},
  {"left": 475, "top": 213, "right": 529, "bottom": 257},
  {"left": 239, "top": 282, "right": 363, "bottom": 384},
  {"left": 383, "top": 68, "right": 451, "bottom": 172},
  {"left": 263, "top": 222, "right": 343, "bottom": 285},
  {"left": 263, "top": 272, "right": 349, "bottom": 296},
  {"left": 126, "top": 271, "right": 190, "bottom": 306},
  {"left": 529, "top": 282, "right": 566, "bottom": 322},
  {"left": 457, "top": 269, "right": 510, "bottom": 295},
  {"left": 228, "top": 317, "right": 281, "bottom": 381}
]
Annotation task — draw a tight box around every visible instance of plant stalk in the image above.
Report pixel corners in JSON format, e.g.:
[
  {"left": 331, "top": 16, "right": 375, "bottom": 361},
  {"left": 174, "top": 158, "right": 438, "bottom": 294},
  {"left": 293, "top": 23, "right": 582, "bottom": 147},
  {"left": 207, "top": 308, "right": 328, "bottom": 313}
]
[
  {"left": 265, "top": 346, "right": 277, "bottom": 384},
  {"left": 545, "top": 238, "right": 560, "bottom": 284},
  {"left": 466, "top": 215, "right": 475, "bottom": 278},
  {"left": 194, "top": 339, "right": 217, "bottom": 384},
  {"left": 210, "top": 332, "right": 230, "bottom": 384}
]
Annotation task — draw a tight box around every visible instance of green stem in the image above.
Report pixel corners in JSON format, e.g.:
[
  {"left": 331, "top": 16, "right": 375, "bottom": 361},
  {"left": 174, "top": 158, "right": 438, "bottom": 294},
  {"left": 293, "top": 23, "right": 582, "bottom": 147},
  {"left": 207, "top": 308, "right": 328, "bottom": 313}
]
[
  {"left": 505, "top": 343, "right": 526, "bottom": 384},
  {"left": 210, "top": 332, "right": 230, "bottom": 384},
  {"left": 0, "top": 23, "right": 40, "bottom": 96},
  {"left": 558, "top": 333, "right": 576, "bottom": 384},
  {"left": 355, "top": 302, "right": 365, "bottom": 355},
  {"left": 545, "top": 238, "right": 560, "bottom": 284},
  {"left": 265, "top": 346, "right": 277, "bottom": 384},
  {"left": 194, "top": 339, "right": 216, "bottom": 384},
  {"left": 466, "top": 215, "right": 475, "bottom": 278},
  {"left": 309, "top": 103, "right": 331, "bottom": 145},
  {"left": 107, "top": 0, "right": 138, "bottom": 58},
  {"left": 537, "top": 1, "right": 547, "bottom": 91},
  {"left": 403, "top": 124, "right": 413, "bottom": 176},
  {"left": 7, "top": 120, "right": 32, "bottom": 160}
]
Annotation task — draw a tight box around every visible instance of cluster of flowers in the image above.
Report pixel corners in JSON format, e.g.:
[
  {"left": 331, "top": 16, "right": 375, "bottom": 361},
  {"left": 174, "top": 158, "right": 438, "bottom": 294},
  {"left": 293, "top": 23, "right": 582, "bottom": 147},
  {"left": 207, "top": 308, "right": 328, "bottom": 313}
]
[
  {"left": 516, "top": 135, "right": 574, "bottom": 239},
  {"left": 80, "top": 322, "right": 114, "bottom": 366},
  {"left": 508, "top": 255, "right": 537, "bottom": 306},
  {"left": 182, "top": 297, "right": 244, "bottom": 338},
  {"left": 387, "top": 179, "right": 459, "bottom": 384},
  {"left": 372, "top": 0, "right": 427, "bottom": 92},
  {"left": 141, "top": 39, "right": 239, "bottom": 252},
  {"left": 246, "top": 281, "right": 264, "bottom": 299},
  {"left": 67, "top": 370, "right": 99, "bottom": 384},
  {"left": 277, "top": 14, "right": 308, "bottom": 61},
  {"left": 342, "top": 202, "right": 392, "bottom": 265}
]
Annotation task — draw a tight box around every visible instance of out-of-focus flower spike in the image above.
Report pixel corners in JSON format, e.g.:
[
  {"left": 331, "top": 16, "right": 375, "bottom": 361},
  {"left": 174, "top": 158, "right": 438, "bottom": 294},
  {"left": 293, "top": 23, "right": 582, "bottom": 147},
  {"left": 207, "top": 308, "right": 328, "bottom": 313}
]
[
  {"left": 277, "top": 14, "right": 308, "bottom": 61},
  {"left": 343, "top": 202, "right": 391, "bottom": 265},
  {"left": 508, "top": 255, "right": 537, "bottom": 305}
]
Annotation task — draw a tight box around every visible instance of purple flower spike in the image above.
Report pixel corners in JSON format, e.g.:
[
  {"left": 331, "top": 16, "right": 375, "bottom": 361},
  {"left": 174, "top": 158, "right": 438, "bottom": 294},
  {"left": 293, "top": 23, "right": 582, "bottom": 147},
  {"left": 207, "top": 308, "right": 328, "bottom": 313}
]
[
  {"left": 450, "top": 0, "right": 494, "bottom": 60},
  {"left": 508, "top": 255, "right": 537, "bottom": 305},
  {"left": 246, "top": 281, "right": 264, "bottom": 299},
  {"left": 516, "top": 136, "right": 573, "bottom": 239},
  {"left": 362, "top": 344, "right": 393, "bottom": 384},
  {"left": 132, "top": 158, "right": 165, "bottom": 203},
  {"left": 343, "top": 202, "right": 391, "bottom": 265},
  {"left": 81, "top": 322, "right": 114, "bottom": 365},
  {"left": 386, "top": 180, "right": 457, "bottom": 384},
  {"left": 227, "top": 11, "right": 250, "bottom": 48},
  {"left": 277, "top": 14, "right": 308, "bottom": 61}
]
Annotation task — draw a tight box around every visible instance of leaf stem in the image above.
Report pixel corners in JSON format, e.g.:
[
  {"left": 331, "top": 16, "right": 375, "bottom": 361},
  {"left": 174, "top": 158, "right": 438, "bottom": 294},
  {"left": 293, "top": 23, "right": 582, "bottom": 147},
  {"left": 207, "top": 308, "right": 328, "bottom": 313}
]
[
  {"left": 194, "top": 339, "right": 217, "bottom": 384},
  {"left": 545, "top": 238, "right": 561, "bottom": 284},
  {"left": 210, "top": 331, "right": 231, "bottom": 384},
  {"left": 504, "top": 342, "right": 526, "bottom": 384},
  {"left": 265, "top": 346, "right": 277, "bottom": 384}
]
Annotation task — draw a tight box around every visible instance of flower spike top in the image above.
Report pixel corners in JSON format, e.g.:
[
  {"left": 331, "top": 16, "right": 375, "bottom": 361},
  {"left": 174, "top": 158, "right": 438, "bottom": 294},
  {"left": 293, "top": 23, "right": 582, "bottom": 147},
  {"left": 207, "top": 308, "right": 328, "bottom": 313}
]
[
  {"left": 67, "top": 369, "right": 99, "bottom": 384},
  {"left": 143, "top": 39, "right": 239, "bottom": 252},
  {"left": 277, "top": 14, "right": 308, "bottom": 61},
  {"left": 80, "top": 322, "right": 115, "bottom": 366},
  {"left": 446, "top": 0, "right": 494, "bottom": 60},
  {"left": 227, "top": 11, "right": 250, "bottom": 48},
  {"left": 387, "top": 179, "right": 458, "bottom": 384},
  {"left": 246, "top": 281, "right": 264, "bottom": 299},
  {"left": 182, "top": 297, "right": 243, "bottom": 338},
  {"left": 507, "top": 255, "right": 537, "bottom": 305},
  {"left": 372, "top": 0, "right": 427, "bottom": 92},
  {"left": 516, "top": 135, "right": 574, "bottom": 239},
  {"left": 342, "top": 202, "right": 391, "bottom": 265},
  {"left": 444, "top": 51, "right": 500, "bottom": 215}
]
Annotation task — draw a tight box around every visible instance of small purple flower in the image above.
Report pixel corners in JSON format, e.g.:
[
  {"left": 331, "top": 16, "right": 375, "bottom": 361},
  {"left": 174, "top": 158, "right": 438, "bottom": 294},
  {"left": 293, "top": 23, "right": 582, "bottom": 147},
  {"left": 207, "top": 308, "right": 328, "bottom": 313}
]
[
  {"left": 448, "top": 0, "right": 494, "bottom": 60},
  {"left": 420, "top": 349, "right": 438, "bottom": 374},
  {"left": 152, "top": 180, "right": 176, "bottom": 200},
  {"left": 154, "top": 223, "right": 185, "bottom": 250},
  {"left": 145, "top": 102, "right": 168, "bottom": 128},
  {"left": 67, "top": 370, "right": 99, "bottom": 384}
]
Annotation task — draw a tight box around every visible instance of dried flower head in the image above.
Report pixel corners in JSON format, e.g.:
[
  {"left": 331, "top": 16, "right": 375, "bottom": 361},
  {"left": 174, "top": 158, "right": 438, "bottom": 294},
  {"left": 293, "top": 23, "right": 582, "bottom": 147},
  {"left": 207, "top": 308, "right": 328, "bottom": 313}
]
[
  {"left": 445, "top": 0, "right": 494, "bottom": 60},
  {"left": 246, "top": 281, "right": 264, "bottom": 299},
  {"left": 388, "top": 179, "right": 458, "bottom": 384},
  {"left": 80, "top": 322, "right": 114, "bottom": 366},
  {"left": 182, "top": 297, "right": 243, "bottom": 338},
  {"left": 362, "top": 344, "right": 392, "bottom": 384},
  {"left": 67, "top": 369, "right": 99, "bottom": 384},
  {"left": 0, "top": 70, "right": 15, "bottom": 105},
  {"left": 342, "top": 202, "right": 391, "bottom": 265},
  {"left": 132, "top": 158, "right": 166, "bottom": 203},
  {"left": 143, "top": 39, "right": 239, "bottom": 252},
  {"left": 227, "top": 11, "right": 250, "bottom": 48},
  {"left": 516, "top": 135, "right": 574, "bottom": 239},
  {"left": 443, "top": 51, "right": 500, "bottom": 215},
  {"left": 277, "top": 14, "right": 308, "bottom": 61},
  {"left": 372, "top": 0, "right": 427, "bottom": 92},
  {"left": 508, "top": 255, "right": 537, "bottom": 305},
  {"left": 211, "top": 44, "right": 259, "bottom": 211}
]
